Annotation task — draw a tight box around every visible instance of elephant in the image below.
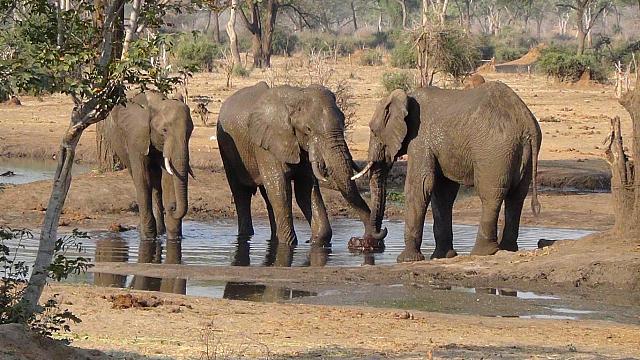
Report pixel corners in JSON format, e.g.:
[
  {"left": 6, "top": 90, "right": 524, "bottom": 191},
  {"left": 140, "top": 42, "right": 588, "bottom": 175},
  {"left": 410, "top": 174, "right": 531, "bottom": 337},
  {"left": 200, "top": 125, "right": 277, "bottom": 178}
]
[
  {"left": 216, "top": 82, "right": 386, "bottom": 250},
  {"left": 105, "top": 91, "right": 194, "bottom": 241},
  {"left": 354, "top": 81, "right": 542, "bottom": 262}
]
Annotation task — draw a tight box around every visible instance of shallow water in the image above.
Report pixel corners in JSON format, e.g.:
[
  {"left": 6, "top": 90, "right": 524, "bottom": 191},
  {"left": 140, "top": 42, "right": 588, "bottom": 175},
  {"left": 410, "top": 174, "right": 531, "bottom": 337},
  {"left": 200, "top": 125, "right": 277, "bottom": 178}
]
[
  {"left": 0, "top": 158, "right": 90, "bottom": 184},
  {"left": 10, "top": 219, "right": 594, "bottom": 268}
]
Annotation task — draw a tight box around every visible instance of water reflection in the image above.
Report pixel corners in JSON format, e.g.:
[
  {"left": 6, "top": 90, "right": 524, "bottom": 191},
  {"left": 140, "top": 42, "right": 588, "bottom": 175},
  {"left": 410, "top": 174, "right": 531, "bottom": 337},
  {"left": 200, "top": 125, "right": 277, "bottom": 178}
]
[{"left": 222, "top": 282, "right": 316, "bottom": 302}]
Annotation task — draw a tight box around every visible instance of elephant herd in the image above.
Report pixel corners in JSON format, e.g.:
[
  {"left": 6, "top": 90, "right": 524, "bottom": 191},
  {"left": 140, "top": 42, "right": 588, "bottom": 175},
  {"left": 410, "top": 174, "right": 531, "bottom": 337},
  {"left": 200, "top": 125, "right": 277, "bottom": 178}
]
[{"left": 105, "top": 80, "right": 541, "bottom": 264}]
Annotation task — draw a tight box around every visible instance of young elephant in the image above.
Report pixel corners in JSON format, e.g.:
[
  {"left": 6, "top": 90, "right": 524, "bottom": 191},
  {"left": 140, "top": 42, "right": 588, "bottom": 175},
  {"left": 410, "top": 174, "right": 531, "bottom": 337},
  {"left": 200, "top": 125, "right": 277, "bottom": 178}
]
[
  {"left": 105, "top": 92, "right": 194, "bottom": 241},
  {"left": 355, "top": 81, "right": 541, "bottom": 262},
  {"left": 217, "top": 82, "right": 387, "bottom": 249}
]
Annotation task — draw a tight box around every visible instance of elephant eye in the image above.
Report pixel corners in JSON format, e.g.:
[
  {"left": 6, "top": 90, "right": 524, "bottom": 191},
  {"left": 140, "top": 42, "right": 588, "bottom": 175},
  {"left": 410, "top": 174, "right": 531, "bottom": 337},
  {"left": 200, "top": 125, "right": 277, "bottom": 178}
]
[{"left": 162, "top": 128, "right": 168, "bottom": 134}]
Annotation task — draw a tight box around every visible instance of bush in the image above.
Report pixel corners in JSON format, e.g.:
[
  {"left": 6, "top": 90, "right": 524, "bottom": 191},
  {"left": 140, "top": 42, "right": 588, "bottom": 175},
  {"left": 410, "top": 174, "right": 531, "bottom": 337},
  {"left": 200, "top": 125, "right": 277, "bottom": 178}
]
[
  {"left": 360, "top": 49, "right": 383, "bottom": 66},
  {"left": 272, "top": 29, "right": 298, "bottom": 56},
  {"left": 232, "top": 65, "right": 250, "bottom": 77},
  {"left": 173, "top": 32, "right": 222, "bottom": 71},
  {"left": 1, "top": 227, "right": 91, "bottom": 339},
  {"left": 495, "top": 46, "right": 526, "bottom": 62},
  {"left": 390, "top": 41, "right": 417, "bottom": 68},
  {"left": 538, "top": 47, "right": 610, "bottom": 83},
  {"left": 382, "top": 71, "right": 414, "bottom": 92},
  {"left": 416, "top": 25, "right": 481, "bottom": 84}
]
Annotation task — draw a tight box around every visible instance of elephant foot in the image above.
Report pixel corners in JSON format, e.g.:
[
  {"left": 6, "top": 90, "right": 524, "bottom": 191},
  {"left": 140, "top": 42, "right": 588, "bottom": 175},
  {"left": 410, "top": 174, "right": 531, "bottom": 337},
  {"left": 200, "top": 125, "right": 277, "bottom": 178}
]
[
  {"left": 309, "top": 238, "right": 331, "bottom": 248},
  {"left": 430, "top": 248, "right": 458, "bottom": 259},
  {"left": 347, "top": 236, "right": 385, "bottom": 253},
  {"left": 499, "top": 241, "right": 518, "bottom": 252},
  {"left": 397, "top": 249, "right": 425, "bottom": 263},
  {"left": 471, "top": 241, "right": 500, "bottom": 256}
]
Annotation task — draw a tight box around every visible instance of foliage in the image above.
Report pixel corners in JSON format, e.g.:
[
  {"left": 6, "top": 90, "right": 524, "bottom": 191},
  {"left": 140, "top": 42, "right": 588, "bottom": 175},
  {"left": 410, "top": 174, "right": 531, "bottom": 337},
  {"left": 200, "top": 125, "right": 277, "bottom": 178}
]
[
  {"left": 1, "top": 227, "right": 91, "bottom": 340},
  {"left": 232, "top": 65, "right": 251, "bottom": 77},
  {"left": 271, "top": 28, "right": 298, "bottom": 56},
  {"left": 382, "top": 71, "right": 414, "bottom": 92},
  {"left": 0, "top": 0, "right": 183, "bottom": 110},
  {"left": 173, "top": 32, "right": 222, "bottom": 72},
  {"left": 390, "top": 41, "right": 417, "bottom": 69},
  {"left": 538, "top": 47, "right": 610, "bottom": 83},
  {"left": 386, "top": 190, "right": 405, "bottom": 204},
  {"left": 359, "top": 48, "right": 383, "bottom": 66},
  {"left": 415, "top": 25, "right": 481, "bottom": 85}
]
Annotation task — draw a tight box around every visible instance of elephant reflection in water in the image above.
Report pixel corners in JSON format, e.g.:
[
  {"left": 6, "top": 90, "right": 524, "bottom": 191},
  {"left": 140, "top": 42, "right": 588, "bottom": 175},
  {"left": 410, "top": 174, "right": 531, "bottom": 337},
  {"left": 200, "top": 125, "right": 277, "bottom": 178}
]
[
  {"left": 94, "top": 237, "right": 129, "bottom": 288},
  {"left": 131, "top": 239, "right": 186, "bottom": 294},
  {"left": 232, "top": 236, "right": 329, "bottom": 267},
  {"left": 222, "top": 282, "right": 316, "bottom": 302},
  {"left": 93, "top": 236, "right": 185, "bottom": 295}
]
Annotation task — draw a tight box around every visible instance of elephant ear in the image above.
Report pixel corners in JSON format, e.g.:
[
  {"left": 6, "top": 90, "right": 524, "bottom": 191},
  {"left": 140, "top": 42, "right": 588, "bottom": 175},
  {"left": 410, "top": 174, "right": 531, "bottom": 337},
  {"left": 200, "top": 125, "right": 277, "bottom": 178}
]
[
  {"left": 114, "top": 101, "right": 152, "bottom": 156},
  {"left": 248, "top": 92, "right": 300, "bottom": 164},
  {"left": 369, "top": 89, "right": 409, "bottom": 163}
]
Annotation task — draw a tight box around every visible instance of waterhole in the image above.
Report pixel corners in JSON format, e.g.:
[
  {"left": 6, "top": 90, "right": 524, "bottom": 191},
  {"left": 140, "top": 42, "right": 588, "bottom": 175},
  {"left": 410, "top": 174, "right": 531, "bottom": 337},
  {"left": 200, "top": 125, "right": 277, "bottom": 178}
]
[
  {"left": 0, "top": 158, "right": 90, "bottom": 184},
  {"left": 10, "top": 219, "right": 593, "bottom": 267}
]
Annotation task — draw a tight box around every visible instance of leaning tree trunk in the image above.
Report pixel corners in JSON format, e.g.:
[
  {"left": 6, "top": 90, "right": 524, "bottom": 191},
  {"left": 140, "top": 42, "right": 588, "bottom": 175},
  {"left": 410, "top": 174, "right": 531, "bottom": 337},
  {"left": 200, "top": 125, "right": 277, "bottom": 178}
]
[
  {"left": 605, "top": 84, "right": 640, "bottom": 236},
  {"left": 212, "top": 11, "right": 221, "bottom": 43}
]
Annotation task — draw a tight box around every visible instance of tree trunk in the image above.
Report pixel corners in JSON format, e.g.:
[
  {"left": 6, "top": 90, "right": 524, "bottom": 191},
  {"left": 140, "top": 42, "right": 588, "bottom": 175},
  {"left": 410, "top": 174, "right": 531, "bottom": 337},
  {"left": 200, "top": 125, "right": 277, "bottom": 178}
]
[
  {"left": 606, "top": 84, "right": 640, "bottom": 237},
  {"left": 212, "top": 11, "right": 221, "bottom": 43},
  {"left": 395, "top": 0, "right": 407, "bottom": 29},
  {"left": 122, "top": 0, "right": 142, "bottom": 56},
  {"left": 227, "top": 0, "right": 241, "bottom": 67},
  {"left": 350, "top": 1, "right": 358, "bottom": 31}
]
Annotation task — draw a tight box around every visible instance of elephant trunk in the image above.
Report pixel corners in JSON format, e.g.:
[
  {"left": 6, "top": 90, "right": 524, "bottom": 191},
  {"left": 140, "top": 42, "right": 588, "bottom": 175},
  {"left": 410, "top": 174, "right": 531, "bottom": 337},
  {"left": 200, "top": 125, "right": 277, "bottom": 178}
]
[
  {"left": 166, "top": 152, "right": 189, "bottom": 220},
  {"left": 368, "top": 164, "right": 388, "bottom": 237},
  {"left": 320, "top": 138, "right": 387, "bottom": 240}
]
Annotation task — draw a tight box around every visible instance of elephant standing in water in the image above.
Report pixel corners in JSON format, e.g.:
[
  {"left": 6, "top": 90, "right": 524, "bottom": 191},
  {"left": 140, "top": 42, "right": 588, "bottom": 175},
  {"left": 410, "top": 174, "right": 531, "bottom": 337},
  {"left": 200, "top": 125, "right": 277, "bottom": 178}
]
[
  {"left": 105, "top": 92, "right": 194, "bottom": 240},
  {"left": 354, "top": 81, "right": 541, "bottom": 261},
  {"left": 217, "top": 82, "right": 386, "bottom": 250}
]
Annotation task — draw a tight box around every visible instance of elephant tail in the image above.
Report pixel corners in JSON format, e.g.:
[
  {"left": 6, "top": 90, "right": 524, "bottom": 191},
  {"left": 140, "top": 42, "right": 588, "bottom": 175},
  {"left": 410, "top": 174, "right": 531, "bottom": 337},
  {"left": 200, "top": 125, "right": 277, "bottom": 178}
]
[{"left": 530, "top": 136, "right": 541, "bottom": 216}]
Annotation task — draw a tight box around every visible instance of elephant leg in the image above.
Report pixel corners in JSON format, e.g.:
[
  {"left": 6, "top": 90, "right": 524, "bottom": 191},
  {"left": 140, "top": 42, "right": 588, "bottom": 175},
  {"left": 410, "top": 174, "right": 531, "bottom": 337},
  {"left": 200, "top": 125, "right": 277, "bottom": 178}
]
[
  {"left": 294, "top": 175, "right": 331, "bottom": 247},
  {"left": 499, "top": 173, "right": 531, "bottom": 252},
  {"left": 259, "top": 185, "right": 277, "bottom": 242},
  {"left": 471, "top": 185, "right": 507, "bottom": 256},
  {"left": 430, "top": 175, "right": 459, "bottom": 259},
  {"left": 221, "top": 161, "right": 255, "bottom": 237},
  {"left": 262, "top": 172, "right": 297, "bottom": 247},
  {"left": 150, "top": 164, "right": 166, "bottom": 236},
  {"left": 397, "top": 157, "right": 434, "bottom": 263},
  {"left": 130, "top": 156, "right": 156, "bottom": 240},
  {"left": 161, "top": 172, "right": 183, "bottom": 240}
]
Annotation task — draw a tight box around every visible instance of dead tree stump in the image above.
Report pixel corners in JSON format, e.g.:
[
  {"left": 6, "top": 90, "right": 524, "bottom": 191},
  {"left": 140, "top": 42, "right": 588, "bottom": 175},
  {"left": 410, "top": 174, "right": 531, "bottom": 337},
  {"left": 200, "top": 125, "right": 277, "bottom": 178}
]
[{"left": 605, "top": 84, "right": 640, "bottom": 236}]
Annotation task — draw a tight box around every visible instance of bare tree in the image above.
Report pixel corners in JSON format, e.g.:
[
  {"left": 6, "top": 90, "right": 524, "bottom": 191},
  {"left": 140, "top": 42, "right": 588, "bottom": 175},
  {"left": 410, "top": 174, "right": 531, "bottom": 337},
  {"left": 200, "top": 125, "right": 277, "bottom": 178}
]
[
  {"left": 605, "top": 83, "right": 640, "bottom": 237},
  {"left": 226, "top": 0, "right": 242, "bottom": 67},
  {"left": 557, "top": 0, "right": 610, "bottom": 55},
  {"left": 238, "top": 0, "right": 279, "bottom": 68}
]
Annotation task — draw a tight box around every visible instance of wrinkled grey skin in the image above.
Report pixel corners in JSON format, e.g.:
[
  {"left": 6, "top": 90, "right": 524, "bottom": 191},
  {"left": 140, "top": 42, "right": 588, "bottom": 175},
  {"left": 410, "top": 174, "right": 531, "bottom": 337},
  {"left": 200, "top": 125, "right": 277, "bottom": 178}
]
[
  {"left": 365, "top": 82, "right": 542, "bottom": 262},
  {"left": 217, "top": 82, "right": 386, "bottom": 250},
  {"left": 105, "top": 92, "right": 194, "bottom": 241}
]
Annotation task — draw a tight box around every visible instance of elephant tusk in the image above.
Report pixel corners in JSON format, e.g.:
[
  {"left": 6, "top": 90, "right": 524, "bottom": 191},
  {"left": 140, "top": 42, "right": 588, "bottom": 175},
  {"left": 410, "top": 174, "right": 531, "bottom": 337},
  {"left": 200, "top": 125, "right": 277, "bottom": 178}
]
[
  {"left": 351, "top": 161, "right": 373, "bottom": 180},
  {"left": 312, "top": 160, "right": 328, "bottom": 182},
  {"left": 164, "top": 157, "right": 175, "bottom": 176}
]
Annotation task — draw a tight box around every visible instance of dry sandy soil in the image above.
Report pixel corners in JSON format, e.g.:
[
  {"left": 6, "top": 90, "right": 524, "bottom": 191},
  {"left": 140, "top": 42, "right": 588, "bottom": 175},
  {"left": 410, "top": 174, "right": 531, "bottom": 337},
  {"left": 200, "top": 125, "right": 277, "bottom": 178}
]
[{"left": 1, "top": 55, "right": 639, "bottom": 358}]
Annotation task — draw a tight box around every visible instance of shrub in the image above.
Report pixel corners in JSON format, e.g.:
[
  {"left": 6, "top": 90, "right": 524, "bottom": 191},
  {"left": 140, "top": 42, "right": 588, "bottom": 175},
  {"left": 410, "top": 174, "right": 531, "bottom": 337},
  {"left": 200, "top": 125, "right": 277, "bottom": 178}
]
[
  {"left": 415, "top": 25, "right": 481, "bottom": 85},
  {"left": 173, "top": 32, "right": 222, "bottom": 72},
  {"left": 495, "top": 46, "right": 526, "bottom": 62},
  {"left": 360, "top": 49, "right": 383, "bottom": 66},
  {"left": 538, "top": 48, "right": 610, "bottom": 83},
  {"left": 232, "top": 65, "right": 251, "bottom": 77},
  {"left": 272, "top": 29, "right": 298, "bottom": 56},
  {"left": 1, "top": 227, "right": 91, "bottom": 339},
  {"left": 382, "top": 71, "right": 414, "bottom": 92},
  {"left": 390, "top": 41, "right": 417, "bottom": 68}
]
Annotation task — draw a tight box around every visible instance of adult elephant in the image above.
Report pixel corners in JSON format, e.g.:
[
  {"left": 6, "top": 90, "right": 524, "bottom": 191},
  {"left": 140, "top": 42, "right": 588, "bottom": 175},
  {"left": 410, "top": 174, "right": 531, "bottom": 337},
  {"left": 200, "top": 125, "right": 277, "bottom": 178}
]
[
  {"left": 354, "top": 81, "right": 542, "bottom": 262},
  {"left": 217, "top": 82, "right": 386, "bottom": 249},
  {"left": 105, "top": 91, "right": 193, "bottom": 241}
]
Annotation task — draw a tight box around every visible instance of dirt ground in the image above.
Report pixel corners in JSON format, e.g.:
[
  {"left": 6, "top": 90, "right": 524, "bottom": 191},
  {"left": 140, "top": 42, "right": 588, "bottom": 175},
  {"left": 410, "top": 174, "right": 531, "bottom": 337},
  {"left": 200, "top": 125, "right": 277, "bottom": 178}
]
[{"left": 1, "top": 55, "right": 639, "bottom": 358}]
